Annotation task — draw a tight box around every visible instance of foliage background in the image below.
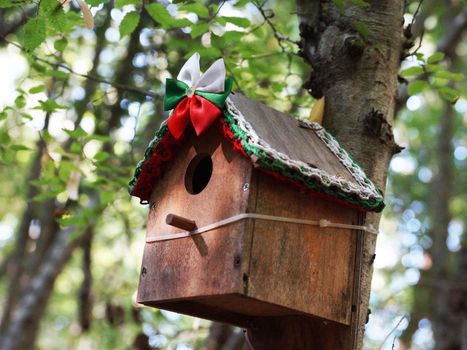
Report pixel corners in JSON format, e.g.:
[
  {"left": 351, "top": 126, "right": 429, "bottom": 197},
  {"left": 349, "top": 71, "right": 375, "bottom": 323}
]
[{"left": 0, "top": 0, "right": 465, "bottom": 349}]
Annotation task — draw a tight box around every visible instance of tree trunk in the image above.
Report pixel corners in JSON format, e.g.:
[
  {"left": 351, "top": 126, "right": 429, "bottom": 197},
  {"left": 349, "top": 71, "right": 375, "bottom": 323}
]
[{"left": 248, "top": 1, "right": 404, "bottom": 348}]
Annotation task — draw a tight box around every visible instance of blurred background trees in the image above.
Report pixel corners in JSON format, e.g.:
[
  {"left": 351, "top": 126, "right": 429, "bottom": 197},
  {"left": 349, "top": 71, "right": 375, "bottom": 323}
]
[{"left": 0, "top": 0, "right": 465, "bottom": 349}]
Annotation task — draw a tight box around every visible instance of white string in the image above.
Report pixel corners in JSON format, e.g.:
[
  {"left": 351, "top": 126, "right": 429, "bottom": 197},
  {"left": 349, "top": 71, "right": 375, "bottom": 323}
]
[{"left": 146, "top": 212, "right": 378, "bottom": 243}]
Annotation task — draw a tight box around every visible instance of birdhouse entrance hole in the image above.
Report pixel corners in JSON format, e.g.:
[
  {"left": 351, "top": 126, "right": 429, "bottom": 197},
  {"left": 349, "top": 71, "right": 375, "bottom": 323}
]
[{"left": 185, "top": 153, "right": 213, "bottom": 194}]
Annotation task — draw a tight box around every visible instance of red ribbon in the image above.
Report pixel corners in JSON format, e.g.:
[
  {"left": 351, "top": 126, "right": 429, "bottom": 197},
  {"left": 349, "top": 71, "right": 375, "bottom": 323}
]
[{"left": 167, "top": 95, "right": 222, "bottom": 140}]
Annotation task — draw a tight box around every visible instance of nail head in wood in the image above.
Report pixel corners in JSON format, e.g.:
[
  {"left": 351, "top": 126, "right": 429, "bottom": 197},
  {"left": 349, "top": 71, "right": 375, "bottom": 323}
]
[{"left": 165, "top": 214, "right": 197, "bottom": 231}]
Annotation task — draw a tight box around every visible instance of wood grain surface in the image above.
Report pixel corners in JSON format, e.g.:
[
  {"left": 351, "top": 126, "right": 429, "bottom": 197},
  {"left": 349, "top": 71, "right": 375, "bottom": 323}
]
[
  {"left": 137, "top": 121, "right": 361, "bottom": 335},
  {"left": 229, "top": 93, "right": 355, "bottom": 183},
  {"left": 247, "top": 171, "right": 358, "bottom": 325},
  {"left": 138, "top": 126, "right": 253, "bottom": 305}
]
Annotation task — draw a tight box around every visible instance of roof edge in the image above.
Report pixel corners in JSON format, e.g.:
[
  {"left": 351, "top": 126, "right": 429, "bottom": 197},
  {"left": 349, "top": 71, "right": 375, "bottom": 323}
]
[{"left": 129, "top": 99, "right": 385, "bottom": 212}]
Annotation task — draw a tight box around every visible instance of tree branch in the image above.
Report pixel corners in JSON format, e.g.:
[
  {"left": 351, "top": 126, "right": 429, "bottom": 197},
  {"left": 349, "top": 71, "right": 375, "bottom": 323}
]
[
  {"left": 396, "top": 9, "right": 467, "bottom": 113},
  {"left": 254, "top": 1, "right": 300, "bottom": 52},
  {"left": 0, "top": 37, "right": 160, "bottom": 99},
  {"left": 0, "top": 226, "right": 93, "bottom": 350}
]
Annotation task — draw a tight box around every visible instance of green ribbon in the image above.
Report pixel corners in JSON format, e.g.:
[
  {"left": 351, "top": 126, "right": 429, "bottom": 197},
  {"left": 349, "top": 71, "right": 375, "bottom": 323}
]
[{"left": 163, "top": 77, "right": 234, "bottom": 111}]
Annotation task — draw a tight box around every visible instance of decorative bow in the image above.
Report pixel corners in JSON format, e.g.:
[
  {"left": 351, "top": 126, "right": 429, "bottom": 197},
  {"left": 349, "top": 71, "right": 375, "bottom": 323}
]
[{"left": 164, "top": 53, "right": 233, "bottom": 140}]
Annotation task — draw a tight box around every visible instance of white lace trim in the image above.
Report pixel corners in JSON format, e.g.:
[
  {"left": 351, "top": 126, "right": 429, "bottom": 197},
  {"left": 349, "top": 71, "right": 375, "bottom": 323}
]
[{"left": 225, "top": 97, "right": 382, "bottom": 203}]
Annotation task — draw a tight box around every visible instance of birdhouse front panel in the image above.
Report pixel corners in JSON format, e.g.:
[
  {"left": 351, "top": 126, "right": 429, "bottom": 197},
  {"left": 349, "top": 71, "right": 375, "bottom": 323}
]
[
  {"left": 129, "top": 53, "right": 384, "bottom": 329},
  {"left": 137, "top": 126, "right": 255, "bottom": 306}
]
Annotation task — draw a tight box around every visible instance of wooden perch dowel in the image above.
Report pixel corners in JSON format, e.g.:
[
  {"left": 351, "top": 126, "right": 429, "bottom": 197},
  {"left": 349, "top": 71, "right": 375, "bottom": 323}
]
[{"left": 166, "top": 214, "right": 197, "bottom": 231}]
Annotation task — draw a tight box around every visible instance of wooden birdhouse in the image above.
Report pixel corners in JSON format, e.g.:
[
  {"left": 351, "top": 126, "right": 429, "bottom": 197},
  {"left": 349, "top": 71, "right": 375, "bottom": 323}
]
[{"left": 129, "top": 54, "right": 384, "bottom": 332}]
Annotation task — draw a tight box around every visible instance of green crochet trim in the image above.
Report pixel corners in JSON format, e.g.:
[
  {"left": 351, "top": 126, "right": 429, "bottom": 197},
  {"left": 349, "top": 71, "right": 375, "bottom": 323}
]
[
  {"left": 128, "top": 112, "right": 384, "bottom": 211},
  {"left": 222, "top": 111, "right": 385, "bottom": 211}
]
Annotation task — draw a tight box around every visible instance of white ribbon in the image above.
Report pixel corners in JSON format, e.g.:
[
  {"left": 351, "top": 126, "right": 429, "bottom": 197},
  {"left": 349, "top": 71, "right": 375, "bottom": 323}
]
[
  {"left": 146, "top": 213, "right": 378, "bottom": 243},
  {"left": 177, "top": 52, "right": 226, "bottom": 95}
]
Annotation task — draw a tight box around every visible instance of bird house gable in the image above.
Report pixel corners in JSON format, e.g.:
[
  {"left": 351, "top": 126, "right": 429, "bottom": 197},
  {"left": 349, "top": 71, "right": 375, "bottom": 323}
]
[{"left": 129, "top": 92, "right": 384, "bottom": 212}]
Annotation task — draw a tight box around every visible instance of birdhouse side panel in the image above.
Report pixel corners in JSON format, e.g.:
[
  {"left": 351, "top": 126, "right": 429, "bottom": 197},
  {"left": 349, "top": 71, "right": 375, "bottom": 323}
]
[
  {"left": 247, "top": 171, "right": 360, "bottom": 325},
  {"left": 137, "top": 127, "right": 255, "bottom": 304}
]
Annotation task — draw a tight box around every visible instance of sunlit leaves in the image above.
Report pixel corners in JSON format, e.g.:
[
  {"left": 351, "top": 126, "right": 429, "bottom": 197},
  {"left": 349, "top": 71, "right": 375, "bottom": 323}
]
[
  {"left": 402, "top": 51, "right": 463, "bottom": 102},
  {"left": 190, "top": 23, "right": 209, "bottom": 38},
  {"left": 145, "top": 3, "right": 192, "bottom": 29},
  {"left": 14, "top": 95, "right": 26, "bottom": 109},
  {"left": 64, "top": 127, "right": 88, "bottom": 139},
  {"left": 0, "top": 0, "right": 14, "bottom": 8},
  {"left": 438, "top": 86, "right": 459, "bottom": 102},
  {"left": 119, "top": 11, "right": 140, "bottom": 37},
  {"left": 115, "top": 0, "right": 141, "bottom": 7},
  {"left": 34, "top": 99, "right": 67, "bottom": 113},
  {"left": 86, "top": 0, "right": 108, "bottom": 6},
  {"left": 179, "top": 2, "right": 209, "bottom": 18},
  {"left": 216, "top": 16, "right": 250, "bottom": 28},
  {"left": 427, "top": 52, "right": 445, "bottom": 64},
  {"left": 433, "top": 71, "right": 464, "bottom": 81},
  {"left": 20, "top": 18, "right": 46, "bottom": 51},
  {"left": 9, "top": 144, "right": 31, "bottom": 151},
  {"left": 29, "top": 85, "right": 46, "bottom": 94},
  {"left": 54, "top": 38, "right": 68, "bottom": 52},
  {"left": 407, "top": 80, "right": 429, "bottom": 95},
  {"left": 400, "top": 66, "right": 424, "bottom": 77}
]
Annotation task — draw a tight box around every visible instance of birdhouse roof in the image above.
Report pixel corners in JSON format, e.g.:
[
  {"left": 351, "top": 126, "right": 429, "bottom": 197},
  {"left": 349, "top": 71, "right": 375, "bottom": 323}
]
[{"left": 129, "top": 93, "right": 385, "bottom": 212}]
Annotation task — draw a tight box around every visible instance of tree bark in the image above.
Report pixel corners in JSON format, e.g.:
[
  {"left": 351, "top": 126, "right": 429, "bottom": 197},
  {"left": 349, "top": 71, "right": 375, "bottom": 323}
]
[
  {"left": 248, "top": 1, "right": 404, "bottom": 348},
  {"left": 0, "top": 227, "right": 93, "bottom": 350},
  {"left": 428, "top": 104, "right": 466, "bottom": 350}
]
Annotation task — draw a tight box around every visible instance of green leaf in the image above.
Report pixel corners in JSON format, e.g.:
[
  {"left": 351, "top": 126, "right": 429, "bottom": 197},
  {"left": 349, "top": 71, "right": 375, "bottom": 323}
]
[
  {"left": 355, "top": 21, "right": 369, "bottom": 37},
  {"left": 407, "top": 80, "right": 429, "bottom": 95},
  {"left": 58, "top": 160, "right": 75, "bottom": 182},
  {"left": 0, "top": 111, "right": 6, "bottom": 121},
  {"left": 414, "top": 53, "right": 425, "bottom": 62},
  {"left": 21, "top": 17, "right": 46, "bottom": 51},
  {"left": 115, "top": 0, "right": 142, "bottom": 7},
  {"left": 35, "top": 99, "right": 67, "bottom": 113},
  {"left": 210, "top": 33, "right": 225, "bottom": 49},
  {"left": 64, "top": 127, "right": 88, "bottom": 139},
  {"left": 438, "top": 86, "right": 459, "bottom": 102},
  {"left": 15, "top": 95, "right": 26, "bottom": 109},
  {"left": 217, "top": 16, "right": 250, "bottom": 28},
  {"left": 70, "top": 141, "right": 83, "bottom": 154},
  {"left": 180, "top": 3, "right": 209, "bottom": 17},
  {"left": 54, "top": 38, "right": 68, "bottom": 52},
  {"left": 427, "top": 52, "right": 445, "bottom": 64},
  {"left": 145, "top": 3, "right": 176, "bottom": 28},
  {"left": 46, "top": 4, "right": 66, "bottom": 31},
  {"left": 174, "top": 18, "right": 193, "bottom": 27},
  {"left": 29, "top": 85, "right": 46, "bottom": 94},
  {"left": 33, "top": 188, "right": 63, "bottom": 202},
  {"left": 87, "top": 0, "right": 108, "bottom": 5},
  {"left": 190, "top": 23, "right": 209, "bottom": 38},
  {"left": 10, "top": 144, "right": 30, "bottom": 151},
  {"left": 425, "top": 64, "right": 444, "bottom": 72},
  {"left": 433, "top": 71, "right": 464, "bottom": 81},
  {"left": 46, "top": 69, "right": 69, "bottom": 80},
  {"left": 0, "top": 0, "right": 14, "bottom": 8},
  {"left": 119, "top": 11, "right": 140, "bottom": 37},
  {"left": 94, "top": 151, "right": 110, "bottom": 162},
  {"left": 223, "top": 31, "right": 243, "bottom": 41},
  {"left": 400, "top": 66, "right": 424, "bottom": 77},
  {"left": 234, "top": 0, "right": 252, "bottom": 7}
]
